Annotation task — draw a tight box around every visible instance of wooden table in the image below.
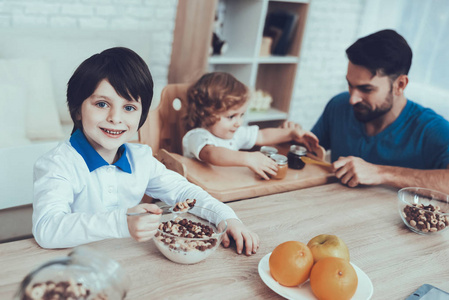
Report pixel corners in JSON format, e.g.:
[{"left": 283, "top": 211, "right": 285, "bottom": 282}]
[
  {"left": 157, "top": 145, "right": 335, "bottom": 202},
  {"left": 1, "top": 183, "right": 449, "bottom": 299}
]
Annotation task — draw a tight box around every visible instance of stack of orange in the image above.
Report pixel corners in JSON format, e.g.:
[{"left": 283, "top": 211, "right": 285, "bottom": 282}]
[{"left": 269, "top": 235, "right": 358, "bottom": 300}]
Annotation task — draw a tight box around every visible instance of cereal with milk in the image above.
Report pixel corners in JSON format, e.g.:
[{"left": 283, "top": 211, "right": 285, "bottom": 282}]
[{"left": 154, "top": 216, "right": 219, "bottom": 264}]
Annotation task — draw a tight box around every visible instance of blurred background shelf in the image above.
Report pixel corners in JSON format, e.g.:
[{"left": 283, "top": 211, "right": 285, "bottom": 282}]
[
  {"left": 246, "top": 107, "right": 288, "bottom": 123},
  {"left": 169, "top": 0, "right": 310, "bottom": 126}
]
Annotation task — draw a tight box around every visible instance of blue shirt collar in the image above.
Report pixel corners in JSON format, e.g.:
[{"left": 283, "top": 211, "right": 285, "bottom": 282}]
[{"left": 70, "top": 129, "right": 132, "bottom": 174}]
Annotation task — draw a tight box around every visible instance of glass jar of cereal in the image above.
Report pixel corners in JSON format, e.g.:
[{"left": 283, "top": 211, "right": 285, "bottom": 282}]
[{"left": 15, "top": 246, "right": 129, "bottom": 300}]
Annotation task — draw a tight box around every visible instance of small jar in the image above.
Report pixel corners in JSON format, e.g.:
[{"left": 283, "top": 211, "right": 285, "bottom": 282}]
[
  {"left": 15, "top": 246, "right": 130, "bottom": 300},
  {"left": 260, "top": 146, "right": 278, "bottom": 157},
  {"left": 270, "top": 154, "right": 288, "bottom": 180},
  {"left": 288, "top": 145, "right": 307, "bottom": 170}
]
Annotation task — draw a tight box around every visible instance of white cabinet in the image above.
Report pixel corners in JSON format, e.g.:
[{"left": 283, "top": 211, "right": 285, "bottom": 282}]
[
  {"left": 169, "top": 0, "right": 310, "bottom": 126},
  {"left": 208, "top": 0, "right": 310, "bottom": 125}
]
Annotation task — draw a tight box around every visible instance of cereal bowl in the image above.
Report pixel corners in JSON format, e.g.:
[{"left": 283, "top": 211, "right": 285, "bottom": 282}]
[
  {"left": 153, "top": 206, "right": 227, "bottom": 264},
  {"left": 398, "top": 187, "right": 449, "bottom": 235}
]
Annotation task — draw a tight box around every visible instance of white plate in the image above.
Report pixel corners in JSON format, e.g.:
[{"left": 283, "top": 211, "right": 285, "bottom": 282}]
[{"left": 258, "top": 252, "right": 373, "bottom": 300}]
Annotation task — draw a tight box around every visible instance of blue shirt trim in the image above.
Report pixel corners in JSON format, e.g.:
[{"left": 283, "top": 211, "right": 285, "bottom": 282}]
[{"left": 70, "top": 129, "right": 132, "bottom": 174}]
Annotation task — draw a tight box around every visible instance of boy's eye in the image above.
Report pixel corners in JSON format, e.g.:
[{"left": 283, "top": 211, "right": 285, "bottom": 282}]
[
  {"left": 227, "top": 115, "right": 235, "bottom": 120},
  {"left": 96, "top": 102, "right": 108, "bottom": 108},
  {"left": 124, "top": 105, "right": 136, "bottom": 112}
]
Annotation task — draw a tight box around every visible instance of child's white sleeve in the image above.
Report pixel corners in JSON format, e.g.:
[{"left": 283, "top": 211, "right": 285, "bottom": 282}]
[
  {"left": 145, "top": 157, "right": 239, "bottom": 224},
  {"left": 182, "top": 129, "right": 216, "bottom": 160},
  {"left": 32, "top": 154, "right": 130, "bottom": 249},
  {"left": 235, "top": 125, "right": 259, "bottom": 149}
]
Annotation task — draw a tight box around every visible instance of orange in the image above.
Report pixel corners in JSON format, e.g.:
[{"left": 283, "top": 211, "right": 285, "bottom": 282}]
[
  {"left": 269, "top": 241, "right": 313, "bottom": 287},
  {"left": 309, "top": 257, "right": 358, "bottom": 300}
]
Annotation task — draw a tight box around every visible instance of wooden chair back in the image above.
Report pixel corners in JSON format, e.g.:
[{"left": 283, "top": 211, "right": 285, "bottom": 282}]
[{"left": 139, "top": 83, "right": 190, "bottom": 155}]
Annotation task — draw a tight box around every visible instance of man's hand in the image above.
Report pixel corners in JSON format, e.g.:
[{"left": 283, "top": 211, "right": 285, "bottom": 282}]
[
  {"left": 333, "top": 156, "right": 383, "bottom": 187},
  {"left": 245, "top": 151, "right": 278, "bottom": 180},
  {"left": 291, "top": 129, "right": 320, "bottom": 153},
  {"left": 126, "top": 203, "right": 163, "bottom": 242},
  {"left": 219, "top": 218, "right": 260, "bottom": 256}
]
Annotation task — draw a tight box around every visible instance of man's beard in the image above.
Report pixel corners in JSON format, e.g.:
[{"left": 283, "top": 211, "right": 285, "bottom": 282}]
[{"left": 353, "top": 90, "right": 393, "bottom": 123}]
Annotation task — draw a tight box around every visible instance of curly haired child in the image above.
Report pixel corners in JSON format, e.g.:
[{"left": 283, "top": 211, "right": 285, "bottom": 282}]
[{"left": 183, "top": 72, "right": 320, "bottom": 180}]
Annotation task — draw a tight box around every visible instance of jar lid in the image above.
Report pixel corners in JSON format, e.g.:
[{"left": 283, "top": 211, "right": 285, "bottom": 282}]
[
  {"left": 271, "top": 154, "right": 288, "bottom": 165},
  {"left": 289, "top": 145, "right": 307, "bottom": 155},
  {"left": 260, "top": 146, "right": 278, "bottom": 156}
]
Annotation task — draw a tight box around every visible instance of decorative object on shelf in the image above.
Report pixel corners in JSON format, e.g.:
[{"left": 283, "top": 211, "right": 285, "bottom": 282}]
[
  {"left": 249, "top": 90, "right": 273, "bottom": 112},
  {"left": 210, "top": 0, "right": 228, "bottom": 55},
  {"left": 260, "top": 37, "right": 273, "bottom": 56},
  {"left": 169, "top": 0, "right": 310, "bottom": 125},
  {"left": 263, "top": 10, "right": 298, "bottom": 55}
]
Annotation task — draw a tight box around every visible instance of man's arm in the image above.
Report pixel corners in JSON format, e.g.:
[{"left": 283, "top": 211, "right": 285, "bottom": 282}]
[
  {"left": 333, "top": 156, "right": 449, "bottom": 194},
  {"left": 380, "top": 165, "right": 449, "bottom": 194}
]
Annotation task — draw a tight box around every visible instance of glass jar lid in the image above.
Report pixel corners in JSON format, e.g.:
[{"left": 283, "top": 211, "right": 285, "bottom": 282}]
[
  {"left": 289, "top": 145, "right": 307, "bottom": 155},
  {"left": 271, "top": 154, "right": 288, "bottom": 165},
  {"left": 260, "top": 146, "right": 278, "bottom": 156}
]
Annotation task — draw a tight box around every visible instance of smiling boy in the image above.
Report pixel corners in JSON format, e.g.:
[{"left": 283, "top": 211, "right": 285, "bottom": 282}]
[
  {"left": 32, "top": 47, "right": 259, "bottom": 254},
  {"left": 311, "top": 29, "right": 449, "bottom": 193}
]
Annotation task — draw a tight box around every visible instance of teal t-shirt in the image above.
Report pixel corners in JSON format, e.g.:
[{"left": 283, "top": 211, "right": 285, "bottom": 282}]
[{"left": 311, "top": 92, "right": 449, "bottom": 169}]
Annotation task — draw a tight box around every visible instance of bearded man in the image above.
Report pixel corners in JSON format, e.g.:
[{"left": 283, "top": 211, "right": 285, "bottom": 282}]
[{"left": 311, "top": 29, "right": 449, "bottom": 193}]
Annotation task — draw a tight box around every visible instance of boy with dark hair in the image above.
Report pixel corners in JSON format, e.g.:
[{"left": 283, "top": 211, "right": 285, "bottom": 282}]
[
  {"left": 33, "top": 47, "right": 259, "bottom": 255},
  {"left": 311, "top": 29, "right": 449, "bottom": 193}
]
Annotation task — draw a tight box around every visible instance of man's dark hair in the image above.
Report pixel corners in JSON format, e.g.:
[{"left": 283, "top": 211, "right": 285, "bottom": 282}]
[
  {"left": 67, "top": 47, "right": 154, "bottom": 134},
  {"left": 346, "top": 29, "right": 412, "bottom": 80}
]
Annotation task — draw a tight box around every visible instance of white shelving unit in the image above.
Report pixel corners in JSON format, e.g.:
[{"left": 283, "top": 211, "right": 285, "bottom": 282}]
[
  {"left": 208, "top": 0, "right": 310, "bottom": 125},
  {"left": 169, "top": 0, "right": 310, "bottom": 126}
]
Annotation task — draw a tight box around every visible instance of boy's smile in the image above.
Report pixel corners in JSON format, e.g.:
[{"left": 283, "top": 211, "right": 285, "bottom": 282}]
[{"left": 78, "top": 79, "right": 142, "bottom": 163}]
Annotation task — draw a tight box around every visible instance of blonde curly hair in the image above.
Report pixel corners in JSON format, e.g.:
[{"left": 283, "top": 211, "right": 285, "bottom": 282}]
[{"left": 185, "top": 72, "right": 249, "bottom": 130}]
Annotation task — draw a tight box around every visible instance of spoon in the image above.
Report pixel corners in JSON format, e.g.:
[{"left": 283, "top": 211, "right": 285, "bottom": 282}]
[
  {"left": 301, "top": 156, "right": 333, "bottom": 168},
  {"left": 126, "top": 199, "right": 196, "bottom": 216},
  {"left": 126, "top": 206, "right": 170, "bottom": 217}
]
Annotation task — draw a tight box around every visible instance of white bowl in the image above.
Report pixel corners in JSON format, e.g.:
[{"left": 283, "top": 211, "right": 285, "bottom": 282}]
[{"left": 153, "top": 207, "right": 227, "bottom": 264}]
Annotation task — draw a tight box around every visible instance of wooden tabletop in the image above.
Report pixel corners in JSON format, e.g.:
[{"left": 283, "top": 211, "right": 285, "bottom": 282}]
[
  {"left": 1, "top": 183, "right": 449, "bottom": 299},
  {"left": 157, "top": 144, "right": 335, "bottom": 202}
]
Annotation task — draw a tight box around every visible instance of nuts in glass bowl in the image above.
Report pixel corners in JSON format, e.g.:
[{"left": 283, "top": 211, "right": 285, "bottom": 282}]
[
  {"left": 398, "top": 187, "right": 449, "bottom": 235},
  {"left": 153, "top": 207, "right": 227, "bottom": 264}
]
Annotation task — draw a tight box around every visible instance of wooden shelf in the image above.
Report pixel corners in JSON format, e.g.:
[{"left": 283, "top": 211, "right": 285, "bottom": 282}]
[
  {"left": 246, "top": 107, "right": 288, "bottom": 123},
  {"left": 209, "top": 56, "right": 255, "bottom": 64},
  {"left": 169, "top": 0, "right": 310, "bottom": 123},
  {"left": 257, "top": 55, "right": 300, "bottom": 64}
]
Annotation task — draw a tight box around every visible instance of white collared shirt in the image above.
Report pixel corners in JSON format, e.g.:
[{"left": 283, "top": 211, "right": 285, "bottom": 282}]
[{"left": 33, "top": 132, "right": 238, "bottom": 249}]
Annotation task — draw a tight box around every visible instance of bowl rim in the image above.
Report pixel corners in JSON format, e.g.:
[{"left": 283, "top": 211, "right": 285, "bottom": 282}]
[
  {"left": 398, "top": 187, "right": 449, "bottom": 209},
  {"left": 398, "top": 187, "right": 449, "bottom": 234},
  {"left": 155, "top": 206, "right": 228, "bottom": 241}
]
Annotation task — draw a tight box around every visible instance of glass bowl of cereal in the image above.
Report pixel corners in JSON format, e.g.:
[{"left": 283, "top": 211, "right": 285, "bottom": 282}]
[
  {"left": 153, "top": 206, "right": 227, "bottom": 264},
  {"left": 398, "top": 187, "right": 449, "bottom": 235}
]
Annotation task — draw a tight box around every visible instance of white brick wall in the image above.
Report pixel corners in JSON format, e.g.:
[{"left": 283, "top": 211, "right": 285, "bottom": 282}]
[
  {"left": 0, "top": 0, "right": 366, "bottom": 131},
  {"left": 290, "top": 0, "right": 366, "bottom": 130},
  {"left": 0, "top": 0, "right": 178, "bottom": 93}
]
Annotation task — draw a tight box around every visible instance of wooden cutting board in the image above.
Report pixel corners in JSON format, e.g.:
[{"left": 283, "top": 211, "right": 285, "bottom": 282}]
[{"left": 157, "top": 148, "right": 337, "bottom": 202}]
